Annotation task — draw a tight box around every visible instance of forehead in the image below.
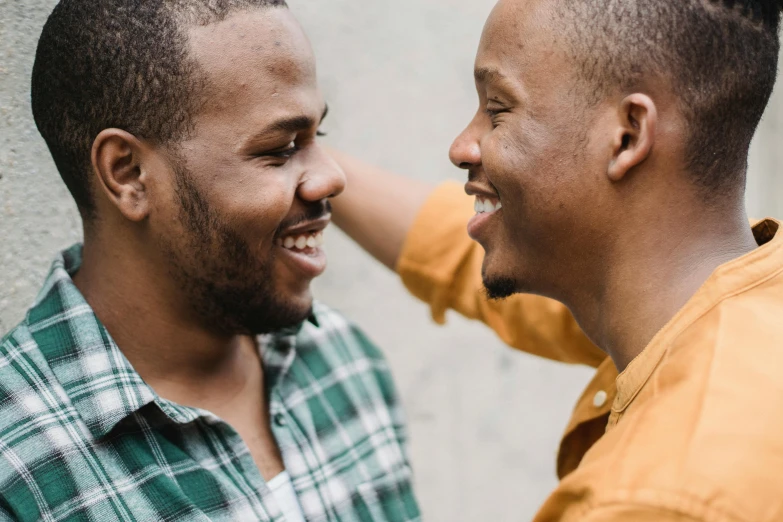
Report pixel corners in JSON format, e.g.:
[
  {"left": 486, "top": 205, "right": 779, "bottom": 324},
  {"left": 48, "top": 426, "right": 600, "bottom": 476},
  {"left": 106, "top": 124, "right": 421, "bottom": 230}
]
[
  {"left": 476, "top": 0, "right": 566, "bottom": 89},
  {"left": 186, "top": 8, "right": 319, "bottom": 117}
]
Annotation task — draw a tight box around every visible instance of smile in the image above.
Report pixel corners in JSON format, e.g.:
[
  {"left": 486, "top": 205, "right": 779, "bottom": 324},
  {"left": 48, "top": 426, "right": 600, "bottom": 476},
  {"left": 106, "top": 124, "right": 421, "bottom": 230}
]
[
  {"left": 275, "top": 230, "right": 325, "bottom": 251},
  {"left": 273, "top": 217, "right": 331, "bottom": 280},
  {"left": 467, "top": 196, "right": 502, "bottom": 241},
  {"left": 474, "top": 196, "right": 502, "bottom": 215}
]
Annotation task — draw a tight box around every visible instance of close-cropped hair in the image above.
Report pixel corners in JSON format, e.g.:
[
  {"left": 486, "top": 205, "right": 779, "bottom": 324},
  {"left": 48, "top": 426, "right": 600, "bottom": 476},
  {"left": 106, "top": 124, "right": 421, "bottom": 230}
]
[
  {"left": 31, "top": 0, "right": 288, "bottom": 217},
  {"left": 556, "top": 0, "right": 783, "bottom": 195}
]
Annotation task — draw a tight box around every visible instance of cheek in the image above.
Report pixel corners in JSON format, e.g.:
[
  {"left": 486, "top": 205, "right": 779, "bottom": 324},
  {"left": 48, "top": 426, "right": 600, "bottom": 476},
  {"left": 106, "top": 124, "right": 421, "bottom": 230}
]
[
  {"left": 485, "top": 128, "right": 587, "bottom": 250},
  {"left": 482, "top": 129, "right": 541, "bottom": 214},
  {"left": 218, "top": 173, "right": 298, "bottom": 237},
  {"left": 240, "top": 196, "right": 292, "bottom": 245},
  {"left": 483, "top": 129, "right": 524, "bottom": 173},
  {"left": 483, "top": 119, "right": 554, "bottom": 187},
  {"left": 492, "top": 121, "right": 581, "bottom": 203}
]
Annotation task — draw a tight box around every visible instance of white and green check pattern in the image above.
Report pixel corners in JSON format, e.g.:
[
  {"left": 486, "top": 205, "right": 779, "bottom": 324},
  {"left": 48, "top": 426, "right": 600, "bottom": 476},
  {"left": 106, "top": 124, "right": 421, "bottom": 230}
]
[{"left": 0, "top": 245, "right": 420, "bottom": 522}]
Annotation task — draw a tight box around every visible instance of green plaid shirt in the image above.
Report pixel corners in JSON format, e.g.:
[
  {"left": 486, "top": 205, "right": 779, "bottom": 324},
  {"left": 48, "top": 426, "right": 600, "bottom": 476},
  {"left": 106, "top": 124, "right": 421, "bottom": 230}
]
[{"left": 0, "top": 245, "right": 420, "bottom": 522}]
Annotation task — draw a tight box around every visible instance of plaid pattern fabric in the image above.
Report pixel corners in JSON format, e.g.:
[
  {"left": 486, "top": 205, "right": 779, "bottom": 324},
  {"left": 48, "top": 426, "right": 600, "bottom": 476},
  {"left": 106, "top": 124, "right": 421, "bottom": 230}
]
[{"left": 0, "top": 245, "right": 420, "bottom": 522}]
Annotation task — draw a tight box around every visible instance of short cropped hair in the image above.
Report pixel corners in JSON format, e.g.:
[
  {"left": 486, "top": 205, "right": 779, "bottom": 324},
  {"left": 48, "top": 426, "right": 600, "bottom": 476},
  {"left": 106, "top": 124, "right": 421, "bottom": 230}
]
[
  {"left": 556, "top": 0, "right": 782, "bottom": 195},
  {"left": 31, "top": 0, "right": 288, "bottom": 217}
]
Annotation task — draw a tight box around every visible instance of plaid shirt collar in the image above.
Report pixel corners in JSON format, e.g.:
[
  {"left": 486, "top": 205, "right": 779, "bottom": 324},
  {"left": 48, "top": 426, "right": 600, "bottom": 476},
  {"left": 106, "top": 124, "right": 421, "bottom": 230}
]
[{"left": 26, "top": 244, "right": 315, "bottom": 440}]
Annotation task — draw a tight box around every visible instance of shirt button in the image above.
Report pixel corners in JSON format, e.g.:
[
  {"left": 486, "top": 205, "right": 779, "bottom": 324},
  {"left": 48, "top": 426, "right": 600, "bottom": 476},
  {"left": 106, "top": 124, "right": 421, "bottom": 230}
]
[
  {"left": 273, "top": 413, "right": 287, "bottom": 427},
  {"left": 593, "top": 390, "right": 608, "bottom": 408}
]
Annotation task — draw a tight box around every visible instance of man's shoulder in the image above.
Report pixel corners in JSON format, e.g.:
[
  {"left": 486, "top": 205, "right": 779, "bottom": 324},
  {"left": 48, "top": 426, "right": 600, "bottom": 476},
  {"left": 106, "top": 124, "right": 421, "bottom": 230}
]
[
  {"left": 604, "top": 284, "right": 783, "bottom": 520},
  {"left": 0, "top": 321, "right": 68, "bottom": 481},
  {"left": 662, "top": 283, "right": 783, "bottom": 426},
  {"left": 690, "top": 281, "right": 783, "bottom": 352},
  {"left": 0, "top": 318, "right": 59, "bottom": 414},
  {"left": 0, "top": 318, "right": 48, "bottom": 389}
]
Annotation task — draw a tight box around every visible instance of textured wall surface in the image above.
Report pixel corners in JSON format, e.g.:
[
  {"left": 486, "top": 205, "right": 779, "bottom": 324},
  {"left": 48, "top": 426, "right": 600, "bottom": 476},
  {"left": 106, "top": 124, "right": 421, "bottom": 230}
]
[{"left": 1, "top": 1, "right": 781, "bottom": 520}]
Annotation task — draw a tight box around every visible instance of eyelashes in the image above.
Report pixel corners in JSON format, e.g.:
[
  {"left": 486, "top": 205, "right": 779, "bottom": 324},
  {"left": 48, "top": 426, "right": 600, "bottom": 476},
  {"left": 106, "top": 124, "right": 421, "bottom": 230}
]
[
  {"left": 485, "top": 107, "right": 510, "bottom": 117},
  {"left": 261, "top": 130, "right": 328, "bottom": 160},
  {"left": 485, "top": 107, "right": 510, "bottom": 128}
]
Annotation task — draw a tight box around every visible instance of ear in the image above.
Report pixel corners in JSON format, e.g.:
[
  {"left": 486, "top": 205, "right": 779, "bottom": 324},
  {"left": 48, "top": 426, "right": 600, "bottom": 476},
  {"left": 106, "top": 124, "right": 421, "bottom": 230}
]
[
  {"left": 607, "top": 93, "right": 657, "bottom": 182},
  {"left": 90, "top": 129, "right": 151, "bottom": 222}
]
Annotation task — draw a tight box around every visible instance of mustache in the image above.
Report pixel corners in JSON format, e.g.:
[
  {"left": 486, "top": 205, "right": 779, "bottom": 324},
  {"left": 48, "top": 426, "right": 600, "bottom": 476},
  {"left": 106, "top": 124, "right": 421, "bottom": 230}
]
[{"left": 275, "top": 200, "right": 332, "bottom": 236}]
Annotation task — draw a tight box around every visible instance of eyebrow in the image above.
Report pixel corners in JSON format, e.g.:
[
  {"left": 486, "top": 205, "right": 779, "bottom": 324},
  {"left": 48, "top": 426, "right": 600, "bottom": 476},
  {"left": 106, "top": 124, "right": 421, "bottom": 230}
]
[
  {"left": 474, "top": 67, "right": 506, "bottom": 84},
  {"left": 267, "top": 104, "right": 329, "bottom": 134}
]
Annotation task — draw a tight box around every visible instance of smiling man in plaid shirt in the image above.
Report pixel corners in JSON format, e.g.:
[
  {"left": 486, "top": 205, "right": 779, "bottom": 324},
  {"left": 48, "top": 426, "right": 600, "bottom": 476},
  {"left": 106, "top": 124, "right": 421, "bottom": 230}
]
[{"left": 0, "top": 1, "right": 419, "bottom": 521}]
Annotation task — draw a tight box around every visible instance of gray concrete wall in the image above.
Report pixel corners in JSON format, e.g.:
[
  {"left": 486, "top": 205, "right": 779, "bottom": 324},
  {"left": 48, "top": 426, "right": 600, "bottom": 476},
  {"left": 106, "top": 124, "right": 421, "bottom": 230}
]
[{"left": 1, "top": 1, "right": 781, "bottom": 521}]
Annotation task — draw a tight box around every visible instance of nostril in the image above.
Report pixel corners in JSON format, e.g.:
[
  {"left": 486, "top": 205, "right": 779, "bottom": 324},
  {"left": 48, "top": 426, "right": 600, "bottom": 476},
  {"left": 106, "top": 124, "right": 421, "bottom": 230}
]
[{"left": 459, "top": 162, "right": 472, "bottom": 169}]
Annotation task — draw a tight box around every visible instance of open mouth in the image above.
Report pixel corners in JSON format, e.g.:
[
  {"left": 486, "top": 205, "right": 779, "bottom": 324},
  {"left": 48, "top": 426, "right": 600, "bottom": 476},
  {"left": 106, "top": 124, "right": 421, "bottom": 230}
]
[
  {"left": 274, "top": 219, "right": 330, "bottom": 279},
  {"left": 275, "top": 230, "right": 325, "bottom": 252},
  {"left": 474, "top": 196, "right": 502, "bottom": 215},
  {"left": 467, "top": 196, "right": 502, "bottom": 241}
]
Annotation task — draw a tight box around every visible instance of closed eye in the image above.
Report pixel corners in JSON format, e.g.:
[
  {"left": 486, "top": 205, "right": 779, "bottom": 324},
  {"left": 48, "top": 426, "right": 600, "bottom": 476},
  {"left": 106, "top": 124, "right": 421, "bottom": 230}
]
[
  {"left": 485, "top": 107, "right": 510, "bottom": 118},
  {"left": 485, "top": 106, "right": 510, "bottom": 128},
  {"left": 261, "top": 141, "right": 299, "bottom": 160}
]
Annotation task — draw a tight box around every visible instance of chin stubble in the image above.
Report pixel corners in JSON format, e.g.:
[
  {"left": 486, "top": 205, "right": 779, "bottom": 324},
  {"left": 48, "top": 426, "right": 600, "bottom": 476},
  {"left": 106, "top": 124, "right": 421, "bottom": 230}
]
[{"left": 483, "top": 276, "right": 519, "bottom": 300}]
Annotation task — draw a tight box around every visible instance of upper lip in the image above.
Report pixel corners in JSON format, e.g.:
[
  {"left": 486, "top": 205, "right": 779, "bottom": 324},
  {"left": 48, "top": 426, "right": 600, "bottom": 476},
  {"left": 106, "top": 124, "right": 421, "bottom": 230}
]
[
  {"left": 465, "top": 181, "right": 499, "bottom": 200},
  {"left": 278, "top": 215, "right": 331, "bottom": 237}
]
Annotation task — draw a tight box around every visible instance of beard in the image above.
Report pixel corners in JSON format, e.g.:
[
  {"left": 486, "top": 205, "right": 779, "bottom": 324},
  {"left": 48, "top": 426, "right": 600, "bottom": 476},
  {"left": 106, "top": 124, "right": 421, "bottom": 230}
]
[
  {"left": 484, "top": 278, "right": 519, "bottom": 300},
  {"left": 483, "top": 273, "right": 519, "bottom": 301},
  {"left": 162, "top": 164, "right": 311, "bottom": 336}
]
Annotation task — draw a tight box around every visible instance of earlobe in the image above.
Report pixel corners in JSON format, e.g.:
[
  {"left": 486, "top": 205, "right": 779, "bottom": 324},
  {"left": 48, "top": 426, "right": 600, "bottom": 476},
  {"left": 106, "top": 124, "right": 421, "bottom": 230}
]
[
  {"left": 606, "top": 94, "right": 657, "bottom": 183},
  {"left": 91, "top": 129, "right": 151, "bottom": 222}
]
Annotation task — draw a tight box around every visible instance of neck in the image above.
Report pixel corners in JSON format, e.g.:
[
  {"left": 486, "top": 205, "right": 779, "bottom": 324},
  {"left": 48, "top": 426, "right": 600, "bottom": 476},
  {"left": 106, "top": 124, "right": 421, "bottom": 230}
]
[
  {"left": 73, "top": 229, "right": 259, "bottom": 407},
  {"left": 571, "top": 199, "right": 758, "bottom": 372}
]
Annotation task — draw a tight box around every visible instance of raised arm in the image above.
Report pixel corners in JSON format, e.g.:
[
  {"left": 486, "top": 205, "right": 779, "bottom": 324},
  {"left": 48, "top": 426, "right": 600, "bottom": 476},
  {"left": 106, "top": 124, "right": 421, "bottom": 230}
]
[
  {"left": 329, "top": 150, "right": 432, "bottom": 271},
  {"left": 330, "top": 150, "right": 607, "bottom": 368}
]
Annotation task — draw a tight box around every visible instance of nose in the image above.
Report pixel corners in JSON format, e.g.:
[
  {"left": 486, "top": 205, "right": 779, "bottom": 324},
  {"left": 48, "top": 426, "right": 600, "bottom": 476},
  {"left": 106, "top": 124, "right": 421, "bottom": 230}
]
[
  {"left": 449, "top": 113, "right": 482, "bottom": 169},
  {"left": 297, "top": 144, "right": 347, "bottom": 203}
]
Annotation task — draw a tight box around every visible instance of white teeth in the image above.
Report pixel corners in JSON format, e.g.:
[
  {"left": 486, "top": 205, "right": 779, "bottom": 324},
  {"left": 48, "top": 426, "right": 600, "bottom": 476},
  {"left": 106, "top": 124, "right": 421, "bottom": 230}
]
[
  {"left": 474, "top": 197, "right": 502, "bottom": 214},
  {"left": 278, "top": 231, "right": 326, "bottom": 250}
]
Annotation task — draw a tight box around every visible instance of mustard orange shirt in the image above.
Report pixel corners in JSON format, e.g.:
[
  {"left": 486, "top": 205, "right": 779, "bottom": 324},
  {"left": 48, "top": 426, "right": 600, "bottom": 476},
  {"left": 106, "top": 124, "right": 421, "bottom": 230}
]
[{"left": 397, "top": 182, "right": 783, "bottom": 522}]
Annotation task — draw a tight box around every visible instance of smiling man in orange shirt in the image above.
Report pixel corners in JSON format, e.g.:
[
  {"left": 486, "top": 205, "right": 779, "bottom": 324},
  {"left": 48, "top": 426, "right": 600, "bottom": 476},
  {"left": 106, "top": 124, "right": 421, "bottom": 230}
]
[{"left": 330, "top": 0, "right": 783, "bottom": 520}]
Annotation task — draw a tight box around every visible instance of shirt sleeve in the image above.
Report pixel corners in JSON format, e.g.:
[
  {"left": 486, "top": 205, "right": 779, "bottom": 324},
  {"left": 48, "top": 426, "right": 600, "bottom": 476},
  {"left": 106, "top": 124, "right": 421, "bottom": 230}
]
[
  {"left": 396, "top": 181, "right": 607, "bottom": 367},
  {"left": 581, "top": 504, "right": 719, "bottom": 521}
]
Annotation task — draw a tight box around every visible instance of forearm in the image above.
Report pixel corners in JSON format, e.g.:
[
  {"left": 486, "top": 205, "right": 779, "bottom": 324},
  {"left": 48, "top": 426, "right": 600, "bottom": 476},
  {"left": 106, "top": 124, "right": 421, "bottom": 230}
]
[{"left": 329, "top": 149, "right": 433, "bottom": 270}]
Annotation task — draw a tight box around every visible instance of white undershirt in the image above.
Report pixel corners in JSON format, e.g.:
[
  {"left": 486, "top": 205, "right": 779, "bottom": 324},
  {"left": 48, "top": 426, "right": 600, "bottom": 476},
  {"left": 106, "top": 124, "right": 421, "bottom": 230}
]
[{"left": 267, "top": 471, "right": 306, "bottom": 522}]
